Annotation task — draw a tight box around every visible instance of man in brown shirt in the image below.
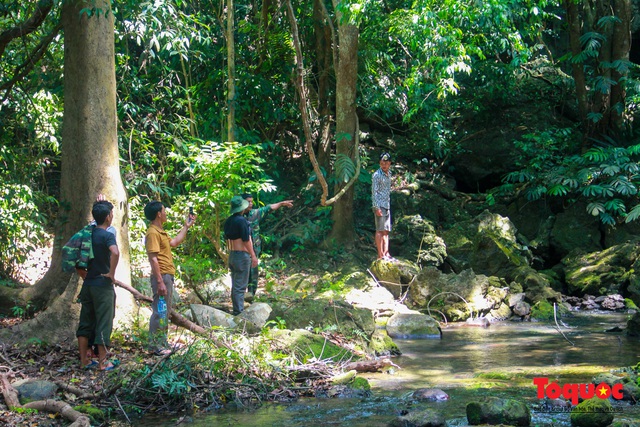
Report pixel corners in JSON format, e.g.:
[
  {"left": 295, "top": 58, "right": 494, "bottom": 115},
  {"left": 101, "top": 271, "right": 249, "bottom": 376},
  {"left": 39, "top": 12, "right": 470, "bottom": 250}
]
[{"left": 144, "top": 201, "right": 195, "bottom": 355}]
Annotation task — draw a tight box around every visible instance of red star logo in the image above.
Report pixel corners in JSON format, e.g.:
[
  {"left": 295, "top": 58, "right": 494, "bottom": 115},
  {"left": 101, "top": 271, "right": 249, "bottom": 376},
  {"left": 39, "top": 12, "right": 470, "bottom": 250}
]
[{"left": 597, "top": 385, "right": 609, "bottom": 397}]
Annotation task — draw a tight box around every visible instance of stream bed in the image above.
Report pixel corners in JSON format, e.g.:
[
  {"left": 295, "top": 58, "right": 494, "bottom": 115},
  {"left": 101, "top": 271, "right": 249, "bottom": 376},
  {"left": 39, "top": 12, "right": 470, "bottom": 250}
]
[{"left": 134, "top": 311, "right": 640, "bottom": 426}]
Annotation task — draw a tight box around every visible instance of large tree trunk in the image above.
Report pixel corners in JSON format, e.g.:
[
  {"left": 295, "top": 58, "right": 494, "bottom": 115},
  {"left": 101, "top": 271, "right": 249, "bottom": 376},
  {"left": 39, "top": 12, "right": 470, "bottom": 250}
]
[
  {"left": 226, "top": 0, "right": 237, "bottom": 142},
  {"left": 329, "top": 16, "right": 358, "bottom": 245},
  {"left": 313, "top": 0, "right": 334, "bottom": 173},
  {"left": 564, "top": 0, "right": 632, "bottom": 146},
  {"left": 0, "top": 0, "right": 134, "bottom": 342}
]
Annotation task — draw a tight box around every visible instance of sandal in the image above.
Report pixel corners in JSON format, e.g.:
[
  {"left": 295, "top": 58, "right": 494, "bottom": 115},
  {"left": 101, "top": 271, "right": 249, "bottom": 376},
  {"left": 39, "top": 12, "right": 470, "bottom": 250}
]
[
  {"left": 83, "top": 360, "right": 99, "bottom": 370},
  {"left": 99, "top": 361, "right": 116, "bottom": 371}
]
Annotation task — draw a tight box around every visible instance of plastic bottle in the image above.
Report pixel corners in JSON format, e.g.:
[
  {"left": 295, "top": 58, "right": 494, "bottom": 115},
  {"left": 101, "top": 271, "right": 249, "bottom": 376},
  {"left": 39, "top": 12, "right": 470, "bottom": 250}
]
[{"left": 158, "top": 296, "right": 167, "bottom": 328}]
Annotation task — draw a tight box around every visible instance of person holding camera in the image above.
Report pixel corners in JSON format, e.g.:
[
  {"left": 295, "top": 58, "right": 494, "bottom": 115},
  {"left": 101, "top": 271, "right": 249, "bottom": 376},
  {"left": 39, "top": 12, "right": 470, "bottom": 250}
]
[{"left": 144, "top": 201, "right": 195, "bottom": 356}]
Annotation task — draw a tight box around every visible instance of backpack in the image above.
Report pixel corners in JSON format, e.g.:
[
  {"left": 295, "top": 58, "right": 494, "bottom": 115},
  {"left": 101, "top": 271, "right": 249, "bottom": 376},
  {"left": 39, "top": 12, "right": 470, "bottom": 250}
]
[{"left": 61, "top": 224, "right": 95, "bottom": 273}]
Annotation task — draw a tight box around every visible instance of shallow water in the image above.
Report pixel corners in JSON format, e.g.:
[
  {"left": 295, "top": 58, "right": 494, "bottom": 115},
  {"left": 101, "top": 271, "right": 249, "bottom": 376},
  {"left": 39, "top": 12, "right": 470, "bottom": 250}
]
[{"left": 132, "top": 312, "right": 640, "bottom": 426}]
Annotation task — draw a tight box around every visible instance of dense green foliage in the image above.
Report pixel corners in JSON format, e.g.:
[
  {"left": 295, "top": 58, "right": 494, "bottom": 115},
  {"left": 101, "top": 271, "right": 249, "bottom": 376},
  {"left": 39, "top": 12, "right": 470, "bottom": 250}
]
[{"left": 1, "top": 0, "right": 640, "bottom": 281}]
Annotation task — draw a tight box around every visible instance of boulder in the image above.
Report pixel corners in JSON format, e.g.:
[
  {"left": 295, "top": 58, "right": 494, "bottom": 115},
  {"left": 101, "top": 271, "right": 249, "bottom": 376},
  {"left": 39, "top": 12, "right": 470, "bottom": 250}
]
[
  {"left": 412, "top": 388, "right": 449, "bottom": 401},
  {"left": 563, "top": 242, "right": 640, "bottom": 296},
  {"left": 269, "top": 296, "right": 375, "bottom": 339},
  {"left": 390, "top": 214, "right": 447, "bottom": 267},
  {"left": 410, "top": 268, "right": 510, "bottom": 321},
  {"left": 442, "top": 210, "right": 532, "bottom": 278},
  {"left": 466, "top": 396, "right": 531, "bottom": 426},
  {"left": 386, "top": 313, "right": 441, "bottom": 339},
  {"left": 190, "top": 304, "right": 237, "bottom": 329},
  {"left": 370, "top": 258, "right": 420, "bottom": 299},
  {"left": 628, "top": 312, "right": 640, "bottom": 337},
  {"left": 570, "top": 398, "right": 614, "bottom": 427},
  {"left": 268, "top": 329, "right": 354, "bottom": 362},
  {"left": 236, "top": 302, "right": 272, "bottom": 331},
  {"left": 13, "top": 379, "right": 58, "bottom": 403},
  {"left": 511, "top": 266, "right": 561, "bottom": 304},
  {"left": 389, "top": 408, "right": 446, "bottom": 427}
]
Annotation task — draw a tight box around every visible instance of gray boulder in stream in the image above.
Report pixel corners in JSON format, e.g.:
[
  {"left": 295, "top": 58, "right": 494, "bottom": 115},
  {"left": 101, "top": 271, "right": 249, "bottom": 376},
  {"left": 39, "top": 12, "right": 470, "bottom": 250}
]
[
  {"left": 466, "top": 396, "right": 531, "bottom": 426},
  {"left": 389, "top": 408, "right": 446, "bottom": 427},
  {"left": 386, "top": 312, "right": 441, "bottom": 339}
]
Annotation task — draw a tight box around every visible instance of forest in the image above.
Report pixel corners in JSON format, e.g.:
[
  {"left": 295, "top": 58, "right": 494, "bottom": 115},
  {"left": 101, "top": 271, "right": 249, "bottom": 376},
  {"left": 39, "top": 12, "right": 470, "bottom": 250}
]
[{"left": 1, "top": 0, "right": 640, "bottom": 425}]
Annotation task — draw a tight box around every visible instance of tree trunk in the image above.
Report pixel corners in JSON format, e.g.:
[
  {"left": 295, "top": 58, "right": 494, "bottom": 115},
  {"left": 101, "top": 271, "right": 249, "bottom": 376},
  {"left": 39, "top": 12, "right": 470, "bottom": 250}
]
[
  {"left": 564, "top": 0, "right": 632, "bottom": 145},
  {"left": 0, "top": 0, "right": 134, "bottom": 342},
  {"left": 329, "top": 16, "right": 358, "bottom": 245},
  {"left": 227, "top": 0, "right": 236, "bottom": 142},
  {"left": 313, "top": 0, "right": 334, "bottom": 173}
]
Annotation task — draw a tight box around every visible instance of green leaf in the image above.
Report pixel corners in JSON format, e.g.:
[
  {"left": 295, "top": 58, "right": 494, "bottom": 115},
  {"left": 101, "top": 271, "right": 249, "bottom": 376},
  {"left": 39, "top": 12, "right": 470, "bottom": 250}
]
[{"left": 334, "top": 154, "right": 356, "bottom": 184}]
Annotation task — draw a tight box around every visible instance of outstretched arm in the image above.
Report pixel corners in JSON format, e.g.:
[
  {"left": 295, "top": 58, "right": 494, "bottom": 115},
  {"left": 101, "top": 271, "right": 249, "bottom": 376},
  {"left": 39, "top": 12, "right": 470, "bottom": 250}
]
[{"left": 269, "top": 200, "right": 293, "bottom": 211}]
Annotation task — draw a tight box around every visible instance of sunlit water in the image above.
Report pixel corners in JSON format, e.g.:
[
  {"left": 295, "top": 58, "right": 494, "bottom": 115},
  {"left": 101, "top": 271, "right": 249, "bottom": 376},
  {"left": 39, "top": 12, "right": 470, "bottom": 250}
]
[{"left": 132, "top": 312, "right": 640, "bottom": 426}]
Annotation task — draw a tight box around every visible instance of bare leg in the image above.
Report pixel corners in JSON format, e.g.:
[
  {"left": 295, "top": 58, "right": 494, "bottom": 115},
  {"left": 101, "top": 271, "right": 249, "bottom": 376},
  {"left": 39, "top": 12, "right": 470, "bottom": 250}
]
[
  {"left": 97, "top": 344, "right": 109, "bottom": 368},
  {"left": 375, "top": 231, "right": 384, "bottom": 259},
  {"left": 381, "top": 231, "right": 390, "bottom": 258},
  {"left": 78, "top": 336, "right": 90, "bottom": 367}
]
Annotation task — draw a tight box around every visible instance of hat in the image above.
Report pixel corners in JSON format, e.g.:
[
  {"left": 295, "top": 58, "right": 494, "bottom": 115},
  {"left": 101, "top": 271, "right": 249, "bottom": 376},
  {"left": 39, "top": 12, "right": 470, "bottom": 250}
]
[
  {"left": 230, "top": 195, "right": 250, "bottom": 214},
  {"left": 380, "top": 152, "right": 392, "bottom": 162}
]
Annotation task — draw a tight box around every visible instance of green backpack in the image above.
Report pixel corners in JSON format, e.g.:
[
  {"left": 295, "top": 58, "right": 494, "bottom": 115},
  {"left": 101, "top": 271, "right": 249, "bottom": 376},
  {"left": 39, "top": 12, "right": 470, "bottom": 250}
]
[{"left": 61, "top": 224, "right": 95, "bottom": 273}]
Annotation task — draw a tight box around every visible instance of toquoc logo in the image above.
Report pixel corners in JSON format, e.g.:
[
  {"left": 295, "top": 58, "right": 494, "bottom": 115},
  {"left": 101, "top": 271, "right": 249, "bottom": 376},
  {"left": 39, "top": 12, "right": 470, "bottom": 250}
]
[{"left": 533, "top": 377, "right": 624, "bottom": 406}]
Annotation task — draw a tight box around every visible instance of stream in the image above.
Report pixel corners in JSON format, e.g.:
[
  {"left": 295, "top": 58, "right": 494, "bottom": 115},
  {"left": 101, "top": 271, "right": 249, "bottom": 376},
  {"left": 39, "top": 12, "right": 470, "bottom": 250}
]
[{"left": 133, "top": 311, "right": 639, "bottom": 426}]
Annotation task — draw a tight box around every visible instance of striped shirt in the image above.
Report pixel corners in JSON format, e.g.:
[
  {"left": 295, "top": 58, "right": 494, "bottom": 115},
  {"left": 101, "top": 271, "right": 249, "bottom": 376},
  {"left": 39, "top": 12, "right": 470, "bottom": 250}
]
[{"left": 372, "top": 168, "right": 391, "bottom": 210}]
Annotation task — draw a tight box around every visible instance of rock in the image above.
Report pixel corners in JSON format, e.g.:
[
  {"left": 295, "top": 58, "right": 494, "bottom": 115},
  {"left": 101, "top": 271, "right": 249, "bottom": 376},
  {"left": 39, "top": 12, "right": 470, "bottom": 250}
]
[
  {"left": 464, "top": 317, "right": 490, "bottom": 328},
  {"left": 268, "top": 329, "right": 355, "bottom": 362},
  {"left": 386, "top": 313, "right": 442, "bottom": 339},
  {"left": 511, "top": 266, "right": 561, "bottom": 304},
  {"left": 508, "top": 292, "right": 526, "bottom": 307},
  {"left": 13, "top": 379, "right": 58, "bottom": 403},
  {"left": 627, "top": 313, "right": 640, "bottom": 337},
  {"left": 390, "top": 215, "right": 448, "bottom": 267},
  {"left": 513, "top": 301, "right": 531, "bottom": 317},
  {"left": 370, "top": 258, "right": 419, "bottom": 299},
  {"left": 487, "top": 302, "right": 512, "bottom": 321},
  {"left": 570, "top": 398, "right": 614, "bottom": 427},
  {"left": 563, "top": 242, "right": 640, "bottom": 296},
  {"left": 466, "top": 396, "right": 531, "bottom": 426},
  {"left": 269, "top": 297, "right": 375, "bottom": 340},
  {"left": 236, "top": 302, "right": 272, "bottom": 328},
  {"left": 190, "top": 304, "right": 237, "bottom": 329},
  {"left": 389, "top": 408, "right": 446, "bottom": 427},
  {"left": 412, "top": 388, "right": 449, "bottom": 401},
  {"left": 600, "top": 294, "right": 625, "bottom": 311}
]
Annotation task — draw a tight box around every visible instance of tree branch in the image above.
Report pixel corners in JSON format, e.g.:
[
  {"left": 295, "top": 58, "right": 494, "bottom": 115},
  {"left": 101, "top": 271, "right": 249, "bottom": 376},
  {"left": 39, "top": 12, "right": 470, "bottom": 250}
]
[{"left": 0, "top": 0, "right": 54, "bottom": 58}]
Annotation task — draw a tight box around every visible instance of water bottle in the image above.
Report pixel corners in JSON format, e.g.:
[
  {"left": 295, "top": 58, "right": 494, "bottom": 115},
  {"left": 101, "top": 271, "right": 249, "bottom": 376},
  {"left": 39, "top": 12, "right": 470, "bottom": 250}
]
[{"left": 158, "top": 296, "right": 167, "bottom": 328}]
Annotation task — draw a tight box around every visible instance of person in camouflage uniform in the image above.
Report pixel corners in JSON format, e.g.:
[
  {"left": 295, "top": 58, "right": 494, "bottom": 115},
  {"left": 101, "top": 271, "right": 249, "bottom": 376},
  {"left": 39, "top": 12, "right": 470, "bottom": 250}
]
[{"left": 241, "top": 194, "right": 293, "bottom": 299}]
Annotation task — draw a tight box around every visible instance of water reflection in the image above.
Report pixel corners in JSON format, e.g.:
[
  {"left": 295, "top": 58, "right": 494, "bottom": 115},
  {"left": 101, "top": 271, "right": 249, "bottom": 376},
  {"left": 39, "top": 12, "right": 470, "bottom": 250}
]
[{"left": 132, "top": 312, "right": 639, "bottom": 426}]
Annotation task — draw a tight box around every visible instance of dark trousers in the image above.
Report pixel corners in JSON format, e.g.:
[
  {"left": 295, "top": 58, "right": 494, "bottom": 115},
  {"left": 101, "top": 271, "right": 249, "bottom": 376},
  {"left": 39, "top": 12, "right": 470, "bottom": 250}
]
[
  {"left": 229, "top": 251, "right": 251, "bottom": 315},
  {"left": 247, "top": 246, "right": 260, "bottom": 294}
]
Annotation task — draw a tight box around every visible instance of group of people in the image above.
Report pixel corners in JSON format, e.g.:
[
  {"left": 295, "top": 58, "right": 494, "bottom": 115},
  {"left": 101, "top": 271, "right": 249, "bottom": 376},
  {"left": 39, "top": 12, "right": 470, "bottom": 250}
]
[{"left": 75, "top": 151, "right": 393, "bottom": 369}]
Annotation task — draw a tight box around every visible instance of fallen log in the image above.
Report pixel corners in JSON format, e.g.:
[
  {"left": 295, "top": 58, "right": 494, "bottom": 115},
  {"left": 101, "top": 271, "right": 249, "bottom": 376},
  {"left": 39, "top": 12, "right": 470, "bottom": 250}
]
[
  {"left": 1, "top": 374, "right": 90, "bottom": 427},
  {"left": 0, "top": 373, "right": 20, "bottom": 409},
  {"left": 23, "top": 399, "right": 91, "bottom": 427},
  {"left": 114, "top": 280, "right": 207, "bottom": 335}
]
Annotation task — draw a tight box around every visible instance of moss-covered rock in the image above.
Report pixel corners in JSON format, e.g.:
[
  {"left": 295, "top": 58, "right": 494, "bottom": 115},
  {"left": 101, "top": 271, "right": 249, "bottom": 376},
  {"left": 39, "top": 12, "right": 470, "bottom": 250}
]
[
  {"left": 466, "top": 396, "right": 531, "bottom": 426},
  {"left": 511, "top": 266, "right": 562, "bottom": 304},
  {"left": 389, "top": 408, "right": 446, "bottom": 427},
  {"left": 530, "top": 300, "right": 569, "bottom": 321},
  {"left": 570, "top": 398, "right": 614, "bottom": 427},
  {"left": 563, "top": 242, "right": 640, "bottom": 296},
  {"left": 442, "top": 210, "right": 533, "bottom": 279},
  {"left": 386, "top": 312, "right": 441, "bottom": 339},
  {"left": 369, "top": 329, "right": 401, "bottom": 356},
  {"left": 627, "top": 312, "right": 640, "bottom": 337},
  {"left": 268, "top": 329, "right": 355, "bottom": 363},
  {"left": 269, "top": 296, "right": 375, "bottom": 344}
]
